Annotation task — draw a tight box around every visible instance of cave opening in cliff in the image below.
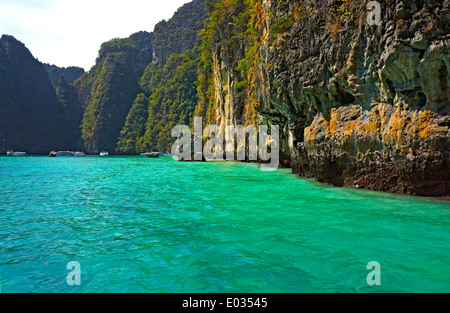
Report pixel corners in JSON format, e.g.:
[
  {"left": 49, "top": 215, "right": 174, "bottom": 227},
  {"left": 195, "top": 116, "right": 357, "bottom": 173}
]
[
  {"left": 416, "top": 91, "right": 427, "bottom": 109},
  {"left": 334, "top": 89, "right": 356, "bottom": 106}
]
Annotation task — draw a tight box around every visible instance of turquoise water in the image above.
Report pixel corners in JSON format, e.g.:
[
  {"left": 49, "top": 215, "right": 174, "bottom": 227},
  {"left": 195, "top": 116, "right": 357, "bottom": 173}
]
[{"left": 0, "top": 156, "right": 448, "bottom": 293}]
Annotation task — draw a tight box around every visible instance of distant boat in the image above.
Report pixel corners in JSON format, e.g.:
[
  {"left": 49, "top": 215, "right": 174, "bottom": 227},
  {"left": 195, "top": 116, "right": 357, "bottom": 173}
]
[
  {"left": 49, "top": 151, "right": 86, "bottom": 157},
  {"left": 100, "top": 151, "right": 109, "bottom": 156},
  {"left": 147, "top": 152, "right": 172, "bottom": 158},
  {"left": 56, "top": 151, "right": 74, "bottom": 157},
  {"left": 140, "top": 153, "right": 150, "bottom": 156},
  {"left": 7, "top": 150, "right": 26, "bottom": 156}
]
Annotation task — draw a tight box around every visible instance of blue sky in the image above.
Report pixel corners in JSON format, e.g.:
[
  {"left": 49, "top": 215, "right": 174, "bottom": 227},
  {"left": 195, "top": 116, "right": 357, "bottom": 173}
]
[{"left": 0, "top": 0, "right": 193, "bottom": 70}]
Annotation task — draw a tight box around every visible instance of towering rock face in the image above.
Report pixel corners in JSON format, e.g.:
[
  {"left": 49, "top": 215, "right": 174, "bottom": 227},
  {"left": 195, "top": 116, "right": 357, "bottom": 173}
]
[
  {"left": 136, "top": 49, "right": 200, "bottom": 154},
  {"left": 152, "top": 0, "right": 209, "bottom": 64},
  {"left": 55, "top": 74, "right": 85, "bottom": 150},
  {"left": 200, "top": 0, "right": 449, "bottom": 196},
  {"left": 76, "top": 31, "right": 154, "bottom": 154},
  {"left": 78, "top": 0, "right": 208, "bottom": 154},
  {"left": 116, "top": 0, "right": 208, "bottom": 154},
  {"left": 0, "top": 35, "right": 81, "bottom": 154},
  {"left": 44, "top": 64, "right": 85, "bottom": 150}
]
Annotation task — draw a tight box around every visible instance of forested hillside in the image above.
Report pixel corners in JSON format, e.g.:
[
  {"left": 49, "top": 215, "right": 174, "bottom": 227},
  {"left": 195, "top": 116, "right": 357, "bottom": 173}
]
[
  {"left": 77, "top": 0, "right": 207, "bottom": 154},
  {"left": 0, "top": 35, "right": 82, "bottom": 153}
]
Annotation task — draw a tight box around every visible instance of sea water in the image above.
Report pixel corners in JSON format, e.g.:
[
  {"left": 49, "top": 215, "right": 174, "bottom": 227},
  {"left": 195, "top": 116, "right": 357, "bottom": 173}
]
[{"left": 0, "top": 156, "right": 448, "bottom": 292}]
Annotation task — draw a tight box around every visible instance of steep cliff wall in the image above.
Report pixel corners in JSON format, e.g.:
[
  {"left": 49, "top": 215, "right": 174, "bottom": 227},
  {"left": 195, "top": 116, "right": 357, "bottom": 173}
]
[
  {"left": 79, "top": 0, "right": 207, "bottom": 154},
  {"left": 200, "top": 0, "right": 449, "bottom": 196},
  {"left": 117, "top": 0, "right": 207, "bottom": 154},
  {"left": 76, "top": 31, "right": 154, "bottom": 154},
  {"left": 0, "top": 35, "right": 82, "bottom": 154}
]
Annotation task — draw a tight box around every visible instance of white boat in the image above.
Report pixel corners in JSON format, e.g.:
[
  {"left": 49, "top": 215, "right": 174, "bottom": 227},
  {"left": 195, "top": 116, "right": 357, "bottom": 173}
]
[
  {"left": 7, "top": 150, "right": 26, "bottom": 156},
  {"left": 49, "top": 151, "right": 85, "bottom": 157},
  {"left": 100, "top": 151, "right": 109, "bottom": 156}
]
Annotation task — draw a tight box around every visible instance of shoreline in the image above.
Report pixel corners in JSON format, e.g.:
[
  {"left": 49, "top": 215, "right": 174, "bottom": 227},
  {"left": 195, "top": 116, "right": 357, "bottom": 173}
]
[
  {"left": 2, "top": 154, "right": 449, "bottom": 200},
  {"left": 177, "top": 157, "right": 450, "bottom": 200}
]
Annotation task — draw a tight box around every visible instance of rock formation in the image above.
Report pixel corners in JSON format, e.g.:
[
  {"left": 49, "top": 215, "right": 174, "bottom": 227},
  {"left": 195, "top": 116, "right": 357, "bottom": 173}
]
[
  {"left": 0, "top": 35, "right": 82, "bottom": 154},
  {"left": 200, "top": 0, "right": 449, "bottom": 196}
]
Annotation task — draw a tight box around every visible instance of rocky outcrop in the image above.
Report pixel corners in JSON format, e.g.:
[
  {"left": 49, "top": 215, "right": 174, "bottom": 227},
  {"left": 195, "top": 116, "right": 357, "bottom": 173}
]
[
  {"left": 0, "top": 35, "right": 82, "bottom": 154},
  {"left": 203, "top": 0, "right": 449, "bottom": 196},
  {"left": 297, "top": 104, "right": 449, "bottom": 196}
]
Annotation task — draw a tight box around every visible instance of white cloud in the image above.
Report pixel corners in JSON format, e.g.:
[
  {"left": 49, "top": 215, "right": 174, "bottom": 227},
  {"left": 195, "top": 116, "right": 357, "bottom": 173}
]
[{"left": 0, "top": 0, "right": 194, "bottom": 70}]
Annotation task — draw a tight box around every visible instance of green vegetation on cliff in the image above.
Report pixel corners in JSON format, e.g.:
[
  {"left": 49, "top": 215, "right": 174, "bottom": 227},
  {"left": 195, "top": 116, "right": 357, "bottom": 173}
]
[
  {"left": 116, "top": 93, "right": 149, "bottom": 154},
  {"left": 79, "top": 0, "right": 207, "bottom": 154},
  {"left": 76, "top": 31, "right": 154, "bottom": 154},
  {"left": 153, "top": 0, "right": 207, "bottom": 64},
  {"left": 142, "top": 48, "right": 200, "bottom": 153},
  {"left": 196, "top": 0, "right": 264, "bottom": 126},
  {"left": 0, "top": 35, "right": 82, "bottom": 154},
  {"left": 0, "top": 0, "right": 209, "bottom": 155},
  {"left": 117, "top": 49, "right": 200, "bottom": 154}
]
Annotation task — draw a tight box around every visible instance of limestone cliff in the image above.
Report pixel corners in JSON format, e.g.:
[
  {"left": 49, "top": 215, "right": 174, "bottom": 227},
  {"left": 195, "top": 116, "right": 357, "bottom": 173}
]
[
  {"left": 78, "top": 0, "right": 207, "bottom": 154},
  {"left": 200, "top": 0, "right": 449, "bottom": 197},
  {"left": 0, "top": 35, "right": 83, "bottom": 153}
]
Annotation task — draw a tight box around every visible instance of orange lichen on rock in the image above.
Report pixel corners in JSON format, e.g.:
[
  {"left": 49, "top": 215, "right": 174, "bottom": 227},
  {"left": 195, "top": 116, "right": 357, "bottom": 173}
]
[
  {"left": 244, "top": 99, "right": 260, "bottom": 127},
  {"left": 358, "top": 110, "right": 380, "bottom": 133},
  {"left": 344, "top": 120, "right": 359, "bottom": 134},
  {"left": 326, "top": 108, "right": 338, "bottom": 138},
  {"left": 414, "top": 110, "right": 434, "bottom": 139},
  {"left": 304, "top": 117, "right": 322, "bottom": 142},
  {"left": 382, "top": 108, "right": 407, "bottom": 144}
]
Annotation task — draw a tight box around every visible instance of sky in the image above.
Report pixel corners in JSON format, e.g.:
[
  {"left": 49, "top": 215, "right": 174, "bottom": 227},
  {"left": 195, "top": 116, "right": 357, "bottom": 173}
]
[{"left": 0, "top": 0, "right": 194, "bottom": 70}]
